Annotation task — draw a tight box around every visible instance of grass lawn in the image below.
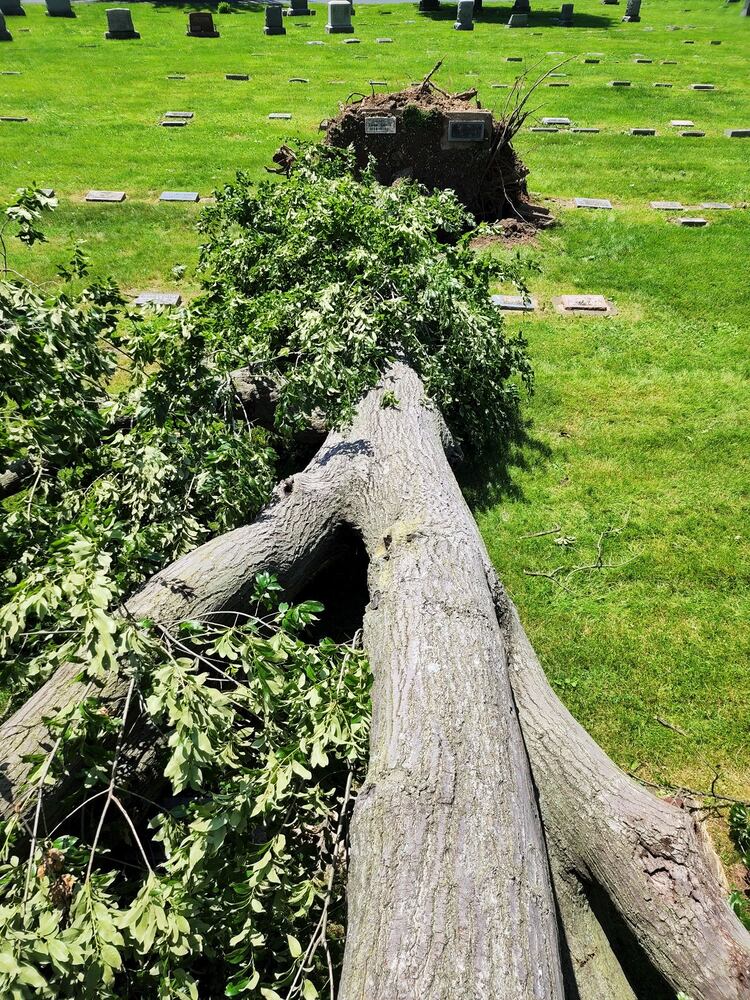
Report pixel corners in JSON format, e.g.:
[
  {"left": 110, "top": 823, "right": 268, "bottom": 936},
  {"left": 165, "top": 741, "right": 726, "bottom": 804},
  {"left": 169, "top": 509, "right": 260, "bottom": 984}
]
[{"left": 1, "top": 1, "right": 748, "bottom": 841}]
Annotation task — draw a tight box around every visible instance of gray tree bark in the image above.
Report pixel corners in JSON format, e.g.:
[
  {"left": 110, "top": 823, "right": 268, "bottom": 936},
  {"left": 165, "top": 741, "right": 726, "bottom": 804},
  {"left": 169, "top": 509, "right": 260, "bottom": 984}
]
[{"left": 0, "top": 363, "right": 748, "bottom": 1000}]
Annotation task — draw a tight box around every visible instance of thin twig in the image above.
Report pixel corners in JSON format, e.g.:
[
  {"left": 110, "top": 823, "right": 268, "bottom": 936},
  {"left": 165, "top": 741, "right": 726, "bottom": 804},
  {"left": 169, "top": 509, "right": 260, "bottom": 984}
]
[{"left": 521, "top": 525, "right": 562, "bottom": 539}]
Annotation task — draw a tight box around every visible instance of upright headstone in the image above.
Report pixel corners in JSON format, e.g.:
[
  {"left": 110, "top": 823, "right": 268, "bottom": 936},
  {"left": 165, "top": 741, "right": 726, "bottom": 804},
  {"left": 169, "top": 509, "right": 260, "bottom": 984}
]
[
  {"left": 264, "top": 2, "right": 286, "bottom": 34},
  {"left": 0, "top": 0, "right": 24, "bottom": 15},
  {"left": 285, "top": 0, "right": 314, "bottom": 15},
  {"left": 559, "top": 2, "right": 573, "bottom": 25},
  {"left": 512, "top": 0, "right": 530, "bottom": 11},
  {"left": 326, "top": 0, "right": 353, "bottom": 32},
  {"left": 622, "top": 0, "right": 641, "bottom": 21},
  {"left": 105, "top": 8, "right": 139, "bottom": 38},
  {"left": 743, "top": 0, "right": 749, "bottom": 15},
  {"left": 187, "top": 11, "right": 219, "bottom": 37},
  {"left": 454, "top": 0, "right": 473, "bottom": 29},
  {"left": 45, "top": 0, "right": 74, "bottom": 16},
  {"left": 507, "top": 12, "right": 528, "bottom": 25},
  {"left": 0, "top": 10, "right": 11, "bottom": 36},
  {"left": 418, "top": 0, "right": 440, "bottom": 10}
]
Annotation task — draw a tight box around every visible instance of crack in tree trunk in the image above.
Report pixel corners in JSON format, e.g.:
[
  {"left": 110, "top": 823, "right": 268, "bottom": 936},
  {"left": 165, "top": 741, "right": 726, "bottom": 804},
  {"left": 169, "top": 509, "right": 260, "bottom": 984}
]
[{"left": 0, "top": 364, "right": 748, "bottom": 999}]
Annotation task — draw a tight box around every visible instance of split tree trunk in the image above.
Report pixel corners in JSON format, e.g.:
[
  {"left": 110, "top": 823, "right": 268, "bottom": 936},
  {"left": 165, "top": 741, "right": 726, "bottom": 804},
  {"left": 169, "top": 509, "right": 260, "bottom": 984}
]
[{"left": 1, "top": 364, "right": 748, "bottom": 999}]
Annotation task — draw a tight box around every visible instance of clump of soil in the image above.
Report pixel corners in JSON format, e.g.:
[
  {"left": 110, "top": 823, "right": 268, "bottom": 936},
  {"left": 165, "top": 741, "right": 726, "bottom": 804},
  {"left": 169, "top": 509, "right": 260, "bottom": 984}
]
[{"left": 324, "top": 77, "right": 552, "bottom": 227}]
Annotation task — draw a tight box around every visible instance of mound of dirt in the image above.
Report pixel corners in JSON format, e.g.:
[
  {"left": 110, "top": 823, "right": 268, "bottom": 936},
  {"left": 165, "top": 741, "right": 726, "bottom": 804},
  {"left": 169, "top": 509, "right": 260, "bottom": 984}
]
[{"left": 324, "top": 79, "right": 551, "bottom": 226}]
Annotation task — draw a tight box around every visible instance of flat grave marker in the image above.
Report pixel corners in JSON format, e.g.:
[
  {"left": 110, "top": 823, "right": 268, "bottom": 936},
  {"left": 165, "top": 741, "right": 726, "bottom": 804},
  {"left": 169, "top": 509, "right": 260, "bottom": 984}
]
[
  {"left": 670, "top": 120, "right": 693, "bottom": 127},
  {"left": 491, "top": 294, "right": 537, "bottom": 312},
  {"left": 691, "top": 84, "right": 715, "bottom": 91},
  {"left": 651, "top": 201, "right": 684, "bottom": 210},
  {"left": 681, "top": 131, "right": 705, "bottom": 137},
  {"left": 609, "top": 80, "right": 632, "bottom": 87},
  {"left": 226, "top": 73, "right": 249, "bottom": 81},
  {"left": 542, "top": 117, "right": 571, "bottom": 125},
  {"left": 268, "top": 113, "right": 292, "bottom": 119},
  {"left": 675, "top": 217, "right": 708, "bottom": 227},
  {"left": 0, "top": 115, "right": 27, "bottom": 121},
  {"left": 630, "top": 128, "right": 656, "bottom": 135},
  {"left": 700, "top": 202, "right": 732, "bottom": 210},
  {"left": 85, "top": 190, "right": 126, "bottom": 202},
  {"left": 160, "top": 191, "right": 200, "bottom": 202},
  {"left": 575, "top": 197, "right": 613, "bottom": 209},
  {"left": 554, "top": 294, "right": 616, "bottom": 315},
  {"left": 571, "top": 127, "right": 600, "bottom": 133},
  {"left": 164, "top": 111, "right": 194, "bottom": 119},
  {"left": 134, "top": 292, "right": 182, "bottom": 307},
  {"left": 725, "top": 129, "right": 750, "bottom": 138}
]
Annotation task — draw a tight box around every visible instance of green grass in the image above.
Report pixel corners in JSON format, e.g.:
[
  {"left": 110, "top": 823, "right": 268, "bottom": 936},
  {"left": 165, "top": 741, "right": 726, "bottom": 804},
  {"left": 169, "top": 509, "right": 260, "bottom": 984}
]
[{"left": 2, "top": 1, "right": 749, "bottom": 809}]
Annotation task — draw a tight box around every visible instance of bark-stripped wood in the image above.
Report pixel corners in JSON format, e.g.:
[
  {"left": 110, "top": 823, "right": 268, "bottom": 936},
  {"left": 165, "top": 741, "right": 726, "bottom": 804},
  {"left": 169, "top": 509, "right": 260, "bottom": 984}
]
[{"left": 1, "top": 363, "right": 748, "bottom": 999}]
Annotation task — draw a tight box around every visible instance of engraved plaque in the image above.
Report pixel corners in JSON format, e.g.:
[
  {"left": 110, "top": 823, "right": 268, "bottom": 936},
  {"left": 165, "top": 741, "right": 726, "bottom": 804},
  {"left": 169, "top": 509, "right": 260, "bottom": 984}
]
[
  {"left": 365, "top": 116, "right": 397, "bottom": 135},
  {"left": 447, "top": 119, "right": 485, "bottom": 142}
]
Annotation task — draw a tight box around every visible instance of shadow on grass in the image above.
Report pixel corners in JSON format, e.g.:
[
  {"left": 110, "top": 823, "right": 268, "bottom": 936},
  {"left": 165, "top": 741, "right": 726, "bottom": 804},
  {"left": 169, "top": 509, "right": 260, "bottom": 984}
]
[
  {"left": 421, "top": 6, "right": 615, "bottom": 28},
  {"left": 459, "top": 404, "right": 553, "bottom": 513}
]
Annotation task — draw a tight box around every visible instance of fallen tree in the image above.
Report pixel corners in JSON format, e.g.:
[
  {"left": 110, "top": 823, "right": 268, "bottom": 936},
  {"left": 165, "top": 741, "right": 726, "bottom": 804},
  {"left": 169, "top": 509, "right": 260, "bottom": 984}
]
[{"left": 1, "top": 148, "right": 748, "bottom": 998}]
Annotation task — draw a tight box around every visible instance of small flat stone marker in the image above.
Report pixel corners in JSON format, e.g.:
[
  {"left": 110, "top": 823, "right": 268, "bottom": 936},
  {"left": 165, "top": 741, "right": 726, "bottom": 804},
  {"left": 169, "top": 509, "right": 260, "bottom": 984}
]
[
  {"left": 650, "top": 200, "right": 683, "bottom": 210},
  {"left": 507, "top": 56, "right": 523, "bottom": 61},
  {"left": 609, "top": 80, "right": 632, "bottom": 87},
  {"left": 726, "top": 129, "right": 750, "bottom": 138},
  {"left": 692, "top": 84, "right": 715, "bottom": 91},
  {"left": 342, "top": 37, "right": 360, "bottom": 43},
  {"left": 85, "top": 190, "right": 126, "bottom": 202},
  {"left": 134, "top": 292, "right": 182, "bottom": 307},
  {"left": 584, "top": 58, "right": 600, "bottom": 63},
  {"left": 160, "top": 119, "right": 187, "bottom": 127},
  {"left": 700, "top": 202, "right": 732, "bottom": 210},
  {"left": 289, "top": 77, "right": 309, "bottom": 83},
  {"left": 634, "top": 57, "right": 652, "bottom": 62},
  {"left": 167, "top": 74, "right": 186, "bottom": 80},
  {"left": 491, "top": 83, "right": 509, "bottom": 88},
  {"left": 555, "top": 294, "right": 615, "bottom": 315},
  {"left": 653, "top": 83, "right": 673, "bottom": 88},
  {"left": 675, "top": 218, "right": 708, "bottom": 227},
  {"left": 571, "top": 127, "right": 600, "bottom": 133},
  {"left": 160, "top": 191, "right": 200, "bottom": 202},
  {"left": 530, "top": 127, "right": 559, "bottom": 133},
  {"left": 542, "top": 117, "right": 571, "bottom": 125},
  {"left": 164, "top": 111, "right": 194, "bottom": 119},
  {"left": 226, "top": 74, "right": 249, "bottom": 81},
  {"left": 575, "top": 197, "right": 613, "bottom": 209},
  {"left": 376, "top": 37, "right": 392, "bottom": 42},
  {"left": 630, "top": 128, "right": 656, "bottom": 136},
  {"left": 670, "top": 120, "right": 693, "bottom": 127},
  {"left": 269, "top": 113, "right": 292, "bottom": 119},
  {"left": 491, "top": 294, "right": 537, "bottom": 312},
  {"left": 681, "top": 131, "right": 705, "bottom": 137},
  {"left": 662, "top": 60, "right": 677, "bottom": 64},
  {"left": 549, "top": 82, "right": 570, "bottom": 87},
  {"left": 0, "top": 115, "right": 27, "bottom": 122},
  {"left": 307, "top": 40, "right": 324, "bottom": 44}
]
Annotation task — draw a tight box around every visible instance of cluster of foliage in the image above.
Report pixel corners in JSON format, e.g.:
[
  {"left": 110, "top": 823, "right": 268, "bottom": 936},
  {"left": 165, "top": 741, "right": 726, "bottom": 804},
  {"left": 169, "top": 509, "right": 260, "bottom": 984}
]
[
  {"left": 0, "top": 154, "right": 531, "bottom": 996},
  {"left": 729, "top": 803, "right": 750, "bottom": 931}
]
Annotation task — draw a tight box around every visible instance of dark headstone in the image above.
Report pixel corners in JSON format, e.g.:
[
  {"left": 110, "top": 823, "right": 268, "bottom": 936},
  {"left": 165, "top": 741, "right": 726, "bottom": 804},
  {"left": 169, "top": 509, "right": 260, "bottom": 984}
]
[
  {"left": 622, "top": 0, "right": 640, "bottom": 21},
  {"left": 418, "top": 0, "right": 441, "bottom": 11},
  {"left": 226, "top": 73, "right": 249, "bottom": 80},
  {"left": 285, "top": 0, "right": 314, "bottom": 15},
  {"left": 264, "top": 2, "right": 286, "bottom": 34},
  {"left": 559, "top": 3, "right": 574, "bottom": 26},
  {"left": 187, "top": 11, "right": 219, "bottom": 37},
  {"left": 675, "top": 218, "right": 707, "bottom": 227},
  {"left": 630, "top": 127, "right": 656, "bottom": 135},
  {"left": 725, "top": 128, "right": 750, "bottom": 137},
  {"left": 0, "top": 11, "right": 12, "bottom": 37},
  {"left": 105, "top": 8, "right": 139, "bottom": 39},
  {"left": 45, "top": 0, "right": 74, "bottom": 17},
  {"left": 0, "top": 0, "right": 25, "bottom": 15}
]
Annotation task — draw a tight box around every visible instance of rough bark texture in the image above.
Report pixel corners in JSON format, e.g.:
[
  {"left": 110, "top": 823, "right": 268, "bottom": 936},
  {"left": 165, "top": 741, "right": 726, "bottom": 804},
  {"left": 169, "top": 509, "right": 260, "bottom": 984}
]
[{"left": 1, "top": 363, "right": 748, "bottom": 999}]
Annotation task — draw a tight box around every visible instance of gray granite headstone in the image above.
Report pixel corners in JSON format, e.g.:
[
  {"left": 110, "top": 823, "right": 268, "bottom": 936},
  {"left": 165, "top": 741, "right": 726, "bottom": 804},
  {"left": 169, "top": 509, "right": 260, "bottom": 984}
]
[
  {"left": 675, "top": 218, "right": 707, "bottom": 227},
  {"left": 691, "top": 84, "right": 715, "bottom": 91},
  {"left": 622, "top": 0, "right": 640, "bottom": 20},
  {"left": 187, "top": 11, "right": 219, "bottom": 37},
  {"left": 542, "top": 117, "right": 571, "bottom": 125},
  {"left": 700, "top": 202, "right": 732, "bottom": 210},
  {"left": 454, "top": 0, "right": 473, "bottom": 30},
  {"left": 326, "top": 0, "right": 353, "bottom": 32},
  {"left": 0, "top": 0, "right": 24, "bottom": 15},
  {"left": 680, "top": 130, "right": 705, "bottom": 137},
  {"left": 575, "top": 197, "right": 613, "bottom": 209},
  {"left": 0, "top": 11, "right": 12, "bottom": 37},
  {"left": 264, "top": 3, "right": 286, "bottom": 34},
  {"left": 725, "top": 128, "right": 750, "bottom": 137},
  {"left": 45, "top": 0, "right": 74, "bottom": 17},
  {"left": 651, "top": 201, "right": 683, "bottom": 210},
  {"left": 630, "top": 127, "right": 656, "bottom": 135},
  {"left": 226, "top": 73, "right": 249, "bottom": 80},
  {"left": 160, "top": 191, "right": 200, "bottom": 202},
  {"left": 105, "top": 8, "right": 139, "bottom": 39},
  {"left": 85, "top": 190, "right": 126, "bottom": 202},
  {"left": 507, "top": 12, "right": 528, "bottom": 26},
  {"left": 530, "top": 127, "right": 558, "bottom": 133},
  {"left": 653, "top": 83, "right": 673, "bottom": 88},
  {"left": 134, "top": 292, "right": 182, "bottom": 307},
  {"left": 559, "top": 3, "right": 574, "bottom": 26}
]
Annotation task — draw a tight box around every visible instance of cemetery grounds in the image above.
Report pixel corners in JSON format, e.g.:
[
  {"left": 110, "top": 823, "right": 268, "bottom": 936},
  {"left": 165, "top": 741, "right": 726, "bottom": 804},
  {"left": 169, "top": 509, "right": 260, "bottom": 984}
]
[{"left": 1, "top": 0, "right": 749, "bottom": 862}]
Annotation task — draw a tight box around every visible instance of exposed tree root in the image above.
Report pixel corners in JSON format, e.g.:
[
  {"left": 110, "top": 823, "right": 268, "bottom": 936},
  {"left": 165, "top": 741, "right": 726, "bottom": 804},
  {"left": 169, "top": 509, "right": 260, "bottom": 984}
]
[{"left": 0, "top": 365, "right": 747, "bottom": 999}]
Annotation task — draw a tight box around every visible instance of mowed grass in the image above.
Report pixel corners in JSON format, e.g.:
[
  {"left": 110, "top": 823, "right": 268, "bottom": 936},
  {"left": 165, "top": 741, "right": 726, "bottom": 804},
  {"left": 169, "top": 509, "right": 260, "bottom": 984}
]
[{"left": 1, "top": 2, "right": 749, "bottom": 822}]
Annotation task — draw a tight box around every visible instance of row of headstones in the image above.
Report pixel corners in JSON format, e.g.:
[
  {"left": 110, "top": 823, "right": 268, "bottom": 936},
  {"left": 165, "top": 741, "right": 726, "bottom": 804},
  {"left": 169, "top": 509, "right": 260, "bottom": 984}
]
[
  {"left": 0, "top": 0, "right": 73, "bottom": 14},
  {"left": 453, "top": 1, "right": 575, "bottom": 30},
  {"left": 496, "top": 0, "right": 642, "bottom": 27}
]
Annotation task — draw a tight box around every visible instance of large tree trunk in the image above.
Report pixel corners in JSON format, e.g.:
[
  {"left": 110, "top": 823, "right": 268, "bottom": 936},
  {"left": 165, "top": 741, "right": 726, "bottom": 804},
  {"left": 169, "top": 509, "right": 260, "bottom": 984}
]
[{"left": 0, "top": 364, "right": 748, "bottom": 999}]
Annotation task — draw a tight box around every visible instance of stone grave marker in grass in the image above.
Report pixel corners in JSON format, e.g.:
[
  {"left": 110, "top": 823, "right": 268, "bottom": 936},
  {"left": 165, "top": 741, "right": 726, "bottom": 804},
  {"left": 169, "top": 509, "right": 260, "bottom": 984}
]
[
  {"left": 160, "top": 192, "right": 200, "bottom": 202},
  {"left": 0, "top": 115, "right": 27, "bottom": 122},
  {"left": 571, "top": 127, "right": 600, "bottom": 133},
  {"left": 549, "top": 82, "right": 570, "bottom": 87},
  {"left": 0, "top": 0, "right": 24, "bottom": 16},
  {"left": 289, "top": 78, "right": 309, "bottom": 83},
  {"left": 507, "top": 13, "right": 528, "bottom": 27},
  {"left": 575, "top": 197, "right": 612, "bottom": 209},
  {"left": 134, "top": 292, "right": 182, "bottom": 307},
  {"left": 725, "top": 128, "right": 750, "bottom": 138},
  {"left": 675, "top": 217, "right": 708, "bottom": 227},
  {"left": 543, "top": 117, "right": 571, "bottom": 126},
  {"left": 558, "top": 3, "right": 574, "bottom": 27},
  {"left": 553, "top": 294, "right": 617, "bottom": 315},
  {"left": 530, "top": 127, "right": 559, "bottom": 133},
  {"left": 327, "top": 0, "right": 354, "bottom": 33},
  {"left": 307, "top": 40, "right": 324, "bottom": 44},
  {"left": 491, "top": 294, "right": 537, "bottom": 312},
  {"left": 187, "top": 11, "right": 219, "bottom": 38},
  {"left": 630, "top": 127, "right": 656, "bottom": 135},
  {"left": 622, "top": 0, "right": 640, "bottom": 21},
  {"left": 45, "top": 0, "right": 75, "bottom": 18},
  {"left": 105, "top": 8, "right": 140, "bottom": 39},
  {"left": 285, "top": 0, "right": 314, "bottom": 15},
  {"left": 584, "top": 58, "right": 600, "bottom": 64},
  {"left": 376, "top": 37, "right": 392, "bottom": 43},
  {"left": 226, "top": 73, "right": 249, "bottom": 81},
  {"left": 670, "top": 119, "right": 694, "bottom": 127},
  {"left": 654, "top": 83, "right": 673, "bottom": 88},
  {"left": 167, "top": 75, "right": 186, "bottom": 80},
  {"left": 681, "top": 130, "right": 705, "bottom": 137},
  {"left": 342, "top": 37, "right": 360, "bottom": 43},
  {"left": 454, "top": 0, "right": 474, "bottom": 31},
  {"left": 264, "top": 4, "right": 286, "bottom": 35},
  {"left": 692, "top": 84, "right": 715, "bottom": 91},
  {"left": 85, "top": 190, "right": 126, "bottom": 202},
  {"left": 268, "top": 113, "right": 292, "bottom": 120},
  {"left": 701, "top": 202, "right": 732, "bottom": 210},
  {"left": 164, "top": 111, "right": 194, "bottom": 119},
  {"left": 160, "top": 119, "right": 187, "bottom": 128},
  {"left": 609, "top": 80, "right": 632, "bottom": 87},
  {"left": 506, "top": 56, "right": 523, "bottom": 61},
  {"left": 0, "top": 12, "right": 12, "bottom": 39},
  {"left": 651, "top": 201, "right": 684, "bottom": 210}
]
